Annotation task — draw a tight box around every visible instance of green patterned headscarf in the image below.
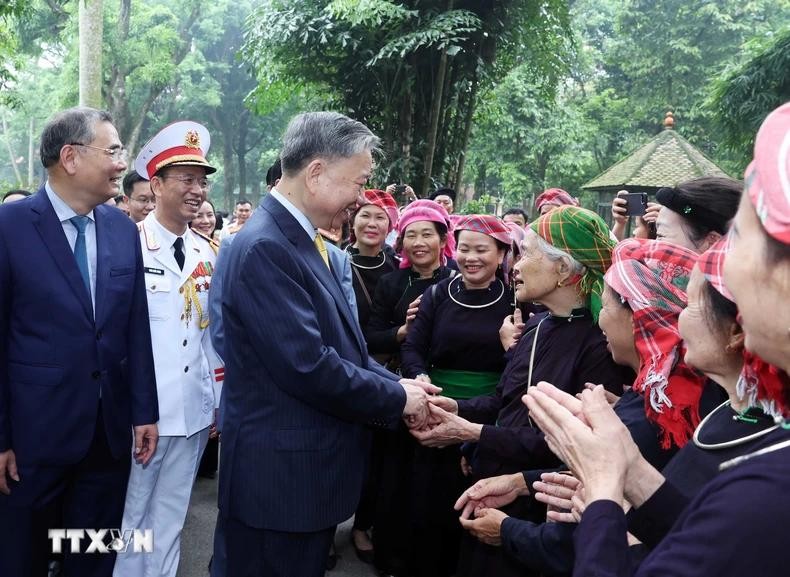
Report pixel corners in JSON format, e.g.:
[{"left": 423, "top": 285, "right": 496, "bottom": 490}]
[{"left": 530, "top": 205, "right": 615, "bottom": 321}]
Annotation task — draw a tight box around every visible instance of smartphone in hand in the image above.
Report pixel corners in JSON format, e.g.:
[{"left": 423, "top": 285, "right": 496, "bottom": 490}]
[{"left": 623, "top": 192, "right": 648, "bottom": 216}]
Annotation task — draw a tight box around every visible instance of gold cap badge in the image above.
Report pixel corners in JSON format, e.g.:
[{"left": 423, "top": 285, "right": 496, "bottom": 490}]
[{"left": 185, "top": 130, "right": 201, "bottom": 149}]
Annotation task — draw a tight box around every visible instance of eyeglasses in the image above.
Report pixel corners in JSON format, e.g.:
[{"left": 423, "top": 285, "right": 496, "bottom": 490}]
[
  {"left": 130, "top": 196, "right": 155, "bottom": 206},
  {"left": 69, "top": 143, "right": 129, "bottom": 163},
  {"left": 161, "top": 175, "right": 211, "bottom": 191}
]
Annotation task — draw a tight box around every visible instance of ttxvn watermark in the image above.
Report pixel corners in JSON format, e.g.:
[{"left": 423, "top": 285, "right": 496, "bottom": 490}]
[{"left": 48, "top": 529, "right": 153, "bottom": 554}]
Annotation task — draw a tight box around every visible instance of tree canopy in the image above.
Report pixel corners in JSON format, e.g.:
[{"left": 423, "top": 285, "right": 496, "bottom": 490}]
[{"left": 0, "top": 0, "right": 787, "bottom": 212}]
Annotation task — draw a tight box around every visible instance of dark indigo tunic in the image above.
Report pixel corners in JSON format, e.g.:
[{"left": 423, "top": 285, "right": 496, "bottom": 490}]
[
  {"left": 346, "top": 245, "right": 398, "bottom": 328},
  {"left": 458, "top": 309, "right": 635, "bottom": 478},
  {"left": 400, "top": 276, "right": 515, "bottom": 378},
  {"left": 364, "top": 265, "right": 456, "bottom": 355},
  {"left": 574, "top": 424, "right": 790, "bottom": 577},
  {"left": 451, "top": 309, "right": 634, "bottom": 577}
]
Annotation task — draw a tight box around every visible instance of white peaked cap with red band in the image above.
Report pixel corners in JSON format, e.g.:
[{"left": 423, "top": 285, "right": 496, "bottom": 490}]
[{"left": 134, "top": 120, "right": 216, "bottom": 180}]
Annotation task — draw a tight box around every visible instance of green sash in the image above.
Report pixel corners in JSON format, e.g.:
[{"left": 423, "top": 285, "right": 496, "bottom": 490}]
[{"left": 429, "top": 368, "right": 501, "bottom": 400}]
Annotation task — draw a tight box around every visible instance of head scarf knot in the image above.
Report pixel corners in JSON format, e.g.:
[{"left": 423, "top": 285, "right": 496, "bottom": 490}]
[
  {"left": 605, "top": 238, "right": 704, "bottom": 449},
  {"left": 530, "top": 206, "right": 615, "bottom": 321}
]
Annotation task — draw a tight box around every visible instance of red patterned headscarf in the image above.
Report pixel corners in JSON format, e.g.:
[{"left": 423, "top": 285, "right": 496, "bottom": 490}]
[
  {"left": 698, "top": 238, "right": 790, "bottom": 417},
  {"left": 453, "top": 214, "right": 513, "bottom": 246},
  {"left": 745, "top": 102, "right": 790, "bottom": 244},
  {"left": 397, "top": 200, "right": 456, "bottom": 269},
  {"left": 605, "top": 238, "right": 705, "bottom": 448},
  {"left": 357, "top": 189, "right": 399, "bottom": 232},
  {"left": 535, "top": 188, "right": 580, "bottom": 213}
]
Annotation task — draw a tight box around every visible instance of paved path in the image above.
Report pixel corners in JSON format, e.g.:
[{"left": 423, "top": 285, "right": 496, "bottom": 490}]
[{"left": 177, "top": 477, "right": 377, "bottom": 577}]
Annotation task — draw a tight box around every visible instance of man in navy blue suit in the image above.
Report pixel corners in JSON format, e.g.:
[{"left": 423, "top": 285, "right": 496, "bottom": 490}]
[
  {"left": 217, "top": 112, "right": 438, "bottom": 577},
  {"left": 0, "top": 107, "right": 159, "bottom": 577}
]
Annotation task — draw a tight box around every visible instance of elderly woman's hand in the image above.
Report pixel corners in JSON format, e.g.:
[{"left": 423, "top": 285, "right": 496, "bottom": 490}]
[
  {"left": 455, "top": 472, "right": 528, "bottom": 519},
  {"left": 459, "top": 507, "right": 508, "bottom": 546},
  {"left": 577, "top": 381, "right": 621, "bottom": 406},
  {"left": 533, "top": 472, "right": 584, "bottom": 523},
  {"left": 523, "top": 383, "right": 640, "bottom": 504},
  {"left": 499, "top": 309, "right": 525, "bottom": 351},
  {"left": 410, "top": 404, "right": 482, "bottom": 448}
]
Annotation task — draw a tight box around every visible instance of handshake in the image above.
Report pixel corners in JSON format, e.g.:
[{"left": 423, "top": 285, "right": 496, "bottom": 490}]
[{"left": 399, "top": 378, "right": 443, "bottom": 429}]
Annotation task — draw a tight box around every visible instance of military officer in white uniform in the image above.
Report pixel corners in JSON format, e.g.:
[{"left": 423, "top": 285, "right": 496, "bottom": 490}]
[{"left": 114, "top": 121, "right": 223, "bottom": 577}]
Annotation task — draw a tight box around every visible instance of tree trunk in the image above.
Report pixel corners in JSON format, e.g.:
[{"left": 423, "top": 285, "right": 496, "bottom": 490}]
[
  {"left": 223, "top": 132, "right": 235, "bottom": 211},
  {"left": 27, "top": 117, "right": 35, "bottom": 188},
  {"left": 2, "top": 112, "right": 22, "bottom": 186},
  {"left": 420, "top": 46, "right": 449, "bottom": 198},
  {"left": 453, "top": 73, "right": 479, "bottom": 193},
  {"left": 236, "top": 123, "right": 248, "bottom": 199},
  {"left": 434, "top": 61, "right": 457, "bottom": 184},
  {"left": 79, "top": 0, "right": 104, "bottom": 108},
  {"left": 400, "top": 58, "right": 415, "bottom": 187}
]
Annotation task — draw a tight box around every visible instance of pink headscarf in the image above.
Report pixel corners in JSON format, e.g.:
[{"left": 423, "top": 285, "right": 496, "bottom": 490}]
[
  {"left": 397, "top": 200, "right": 456, "bottom": 269},
  {"left": 745, "top": 102, "right": 790, "bottom": 244},
  {"left": 535, "top": 188, "right": 580, "bottom": 213}
]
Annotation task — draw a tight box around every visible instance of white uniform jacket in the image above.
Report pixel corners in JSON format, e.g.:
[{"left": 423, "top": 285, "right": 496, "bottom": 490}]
[{"left": 138, "top": 214, "right": 224, "bottom": 437}]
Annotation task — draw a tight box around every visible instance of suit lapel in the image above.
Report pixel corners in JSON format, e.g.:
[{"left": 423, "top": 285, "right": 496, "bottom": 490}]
[
  {"left": 93, "top": 206, "right": 111, "bottom": 325},
  {"left": 31, "top": 190, "right": 93, "bottom": 321},
  {"left": 264, "top": 196, "right": 366, "bottom": 354}
]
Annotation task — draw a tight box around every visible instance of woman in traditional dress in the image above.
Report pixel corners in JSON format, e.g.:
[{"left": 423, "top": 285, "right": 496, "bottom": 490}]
[
  {"left": 345, "top": 189, "right": 399, "bottom": 328},
  {"left": 393, "top": 215, "right": 515, "bottom": 577},
  {"left": 365, "top": 200, "right": 456, "bottom": 366},
  {"left": 525, "top": 102, "right": 790, "bottom": 577},
  {"left": 413, "top": 206, "right": 633, "bottom": 577},
  {"left": 364, "top": 200, "right": 457, "bottom": 577},
  {"left": 342, "top": 189, "right": 401, "bottom": 564}
]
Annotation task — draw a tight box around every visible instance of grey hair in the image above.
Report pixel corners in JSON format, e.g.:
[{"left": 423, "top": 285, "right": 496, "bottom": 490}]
[
  {"left": 279, "top": 111, "right": 381, "bottom": 175},
  {"left": 533, "top": 233, "right": 587, "bottom": 279},
  {"left": 40, "top": 107, "right": 114, "bottom": 169}
]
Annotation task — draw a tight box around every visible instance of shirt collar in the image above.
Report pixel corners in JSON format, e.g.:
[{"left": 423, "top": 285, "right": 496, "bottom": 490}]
[
  {"left": 145, "top": 211, "right": 186, "bottom": 249},
  {"left": 269, "top": 188, "right": 316, "bottom": 240},
  {"left": 45, "top": 181, "right": 95, "bottom": 223}
]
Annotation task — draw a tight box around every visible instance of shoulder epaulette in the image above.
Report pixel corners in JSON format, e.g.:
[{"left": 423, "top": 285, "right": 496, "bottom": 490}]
[{"left": 190, "top": 228, "right": 220, "bottom": 254}]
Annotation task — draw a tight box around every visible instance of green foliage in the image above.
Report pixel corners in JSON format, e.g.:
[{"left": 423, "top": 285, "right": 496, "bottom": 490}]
[
  {"left": 242, "top": 0, "right": 573, "bottom": 193},
  {"left": 0, "top": 0, "right": 30, "bottom": 104},
  {"left": 466, "top": 66, "right": 597, "bottom": 208},
  {"left": 707, "top": 28, "right": 790, "bottom": 167}
]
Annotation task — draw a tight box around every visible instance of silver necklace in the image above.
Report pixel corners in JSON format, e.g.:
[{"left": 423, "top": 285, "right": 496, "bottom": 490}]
[
  {"left": 346, "top": 246, "right": 386, "bottom": 270},
  {"left": 719, "top": 437, "right": 790, "bottom": 471},
  {"left": 447, "top": 276, "right": 505, "bottom": 309},
  {"left": 692, "top": 400, "right": 778, "bottom": 450}
]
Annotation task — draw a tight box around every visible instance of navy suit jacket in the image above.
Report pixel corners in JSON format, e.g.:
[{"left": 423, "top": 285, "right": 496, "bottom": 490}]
[
  {"left": 0, "top": 188, "right": 158, "bottom": 466},
  {"left": 218, "top": 194, "right": 405, "bottom": 532}
]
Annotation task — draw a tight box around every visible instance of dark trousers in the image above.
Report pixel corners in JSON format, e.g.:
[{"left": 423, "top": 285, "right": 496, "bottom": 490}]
[
  {"left": 0, "top": 405, "right": 131, "bottom": 577},
  {"left": 225, "top": 515, "right": 335, "bottom": 577},
  {"left": 353, "top": 430, "right": 385, "bottom": 531}
]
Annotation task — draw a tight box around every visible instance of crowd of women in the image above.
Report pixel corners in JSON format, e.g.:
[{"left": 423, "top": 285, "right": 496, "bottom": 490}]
[{"left": 189, "top": 102, "right": 790, "bottom": 577}]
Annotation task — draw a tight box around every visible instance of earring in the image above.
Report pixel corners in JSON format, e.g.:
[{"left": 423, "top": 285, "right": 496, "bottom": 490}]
[{"left": 556, "top": 280, "right": 564, "bottom": 288}]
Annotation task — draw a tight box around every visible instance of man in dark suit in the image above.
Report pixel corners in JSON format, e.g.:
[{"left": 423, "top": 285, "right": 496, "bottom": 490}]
[
  {"left": 0, "top": 107, "right": 159, "bottom": 577},
  {"left": 217, "top": 112, "right": 437, "bottom": 577}
]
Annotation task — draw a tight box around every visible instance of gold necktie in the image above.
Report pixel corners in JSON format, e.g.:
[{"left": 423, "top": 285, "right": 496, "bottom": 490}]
[{"left": 314, "top": 233, "right": 330, "bottom": 270}]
